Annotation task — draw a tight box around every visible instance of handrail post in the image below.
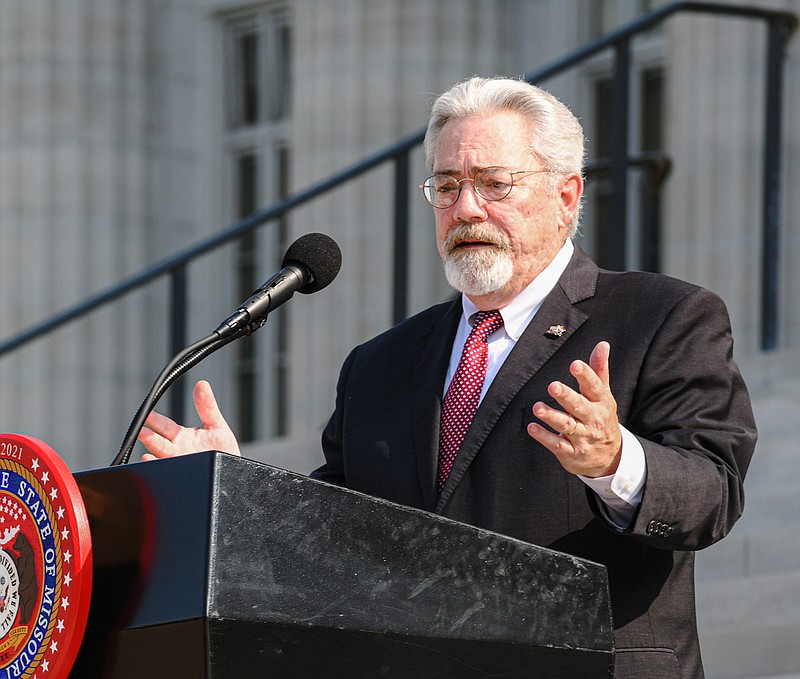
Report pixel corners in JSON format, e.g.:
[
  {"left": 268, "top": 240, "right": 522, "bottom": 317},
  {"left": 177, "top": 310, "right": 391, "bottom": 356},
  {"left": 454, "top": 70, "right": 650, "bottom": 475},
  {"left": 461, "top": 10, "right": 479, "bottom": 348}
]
[
  {"left": 639, "top": 161, "right": 663, "bottom": 273},
  {"left": 393, "top": 150, "right": 411, "bottom": 325},
  {"left": 168, "top": 266, "right": 188, "bottom": 420},
  {"left": 760, "top": 16, "right": 792, "bottom": 351},
  {"left": 608, "top": 37, "right": 631, "bottom": 271}
]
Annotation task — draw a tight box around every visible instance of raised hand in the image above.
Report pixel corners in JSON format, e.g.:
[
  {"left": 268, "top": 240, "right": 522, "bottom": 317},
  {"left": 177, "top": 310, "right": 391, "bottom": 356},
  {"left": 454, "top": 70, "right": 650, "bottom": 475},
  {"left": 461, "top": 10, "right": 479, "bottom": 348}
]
[
  {"left": 526, "top": 341, "right": 622, "bottom": 478},
  {"left": 138, "top": 380, "right": 241, "bottom": 461}
]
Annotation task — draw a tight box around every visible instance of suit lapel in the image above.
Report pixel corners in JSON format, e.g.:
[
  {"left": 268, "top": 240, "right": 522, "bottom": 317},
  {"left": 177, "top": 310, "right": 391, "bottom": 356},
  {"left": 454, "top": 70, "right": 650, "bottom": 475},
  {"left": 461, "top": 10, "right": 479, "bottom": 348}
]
[
  {"left": 410, "top": 299, "right": 461, "bottom": 511},
  {"left": 435, "top": 247, "right": 599, "bottom": 512}
]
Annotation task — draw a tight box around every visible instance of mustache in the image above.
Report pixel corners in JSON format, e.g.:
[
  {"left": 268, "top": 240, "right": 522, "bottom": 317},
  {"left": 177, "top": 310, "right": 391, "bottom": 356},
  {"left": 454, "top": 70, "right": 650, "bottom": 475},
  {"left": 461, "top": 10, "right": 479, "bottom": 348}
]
[{"left": 443, "top": 224, "right": 511, "bottom": 255}]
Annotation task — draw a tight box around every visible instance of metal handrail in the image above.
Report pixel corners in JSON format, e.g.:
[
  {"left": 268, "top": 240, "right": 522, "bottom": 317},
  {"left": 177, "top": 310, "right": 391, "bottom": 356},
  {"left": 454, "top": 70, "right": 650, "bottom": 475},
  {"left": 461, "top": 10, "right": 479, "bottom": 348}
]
[{"left": 0, "top": 1, "right": 795, "bottom": 364}]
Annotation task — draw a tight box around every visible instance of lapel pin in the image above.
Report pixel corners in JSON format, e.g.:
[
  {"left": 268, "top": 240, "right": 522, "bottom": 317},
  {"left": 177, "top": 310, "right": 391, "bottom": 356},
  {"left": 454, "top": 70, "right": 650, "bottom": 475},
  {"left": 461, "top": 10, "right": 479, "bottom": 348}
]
[{"left": 545, "top": 324, "right": 567, "bottom": 338}]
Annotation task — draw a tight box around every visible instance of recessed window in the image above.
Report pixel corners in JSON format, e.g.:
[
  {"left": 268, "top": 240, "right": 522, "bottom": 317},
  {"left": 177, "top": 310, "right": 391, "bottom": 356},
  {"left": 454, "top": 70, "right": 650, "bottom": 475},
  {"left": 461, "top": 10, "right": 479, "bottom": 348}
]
[
  {"left": 222, "top": 5, "right": 292, "bottom": 441},
  {"left": 226, "top": 7, "right": 291, "bottom": 129}
]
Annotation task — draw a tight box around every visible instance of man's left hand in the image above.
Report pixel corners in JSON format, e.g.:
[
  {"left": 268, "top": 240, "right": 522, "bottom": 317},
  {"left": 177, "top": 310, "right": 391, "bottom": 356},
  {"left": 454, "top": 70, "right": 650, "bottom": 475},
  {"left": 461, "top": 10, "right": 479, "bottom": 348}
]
[{"left": 526, "top": 340, "right": 622, "bottom": 478}]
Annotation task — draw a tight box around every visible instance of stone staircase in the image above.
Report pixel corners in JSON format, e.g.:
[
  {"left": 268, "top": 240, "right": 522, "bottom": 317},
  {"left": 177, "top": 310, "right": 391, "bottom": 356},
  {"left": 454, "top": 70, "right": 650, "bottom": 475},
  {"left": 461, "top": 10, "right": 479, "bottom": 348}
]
[{"left": 696, "top": 377, "right": 800, "bottom": 679}]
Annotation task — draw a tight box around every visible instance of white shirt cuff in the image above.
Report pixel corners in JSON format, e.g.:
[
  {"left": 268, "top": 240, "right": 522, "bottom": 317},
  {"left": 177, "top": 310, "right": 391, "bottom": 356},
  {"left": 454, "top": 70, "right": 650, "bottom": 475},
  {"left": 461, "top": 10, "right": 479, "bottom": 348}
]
[{"left": 579, "top": 426, "right": 646, "bottom": 529}]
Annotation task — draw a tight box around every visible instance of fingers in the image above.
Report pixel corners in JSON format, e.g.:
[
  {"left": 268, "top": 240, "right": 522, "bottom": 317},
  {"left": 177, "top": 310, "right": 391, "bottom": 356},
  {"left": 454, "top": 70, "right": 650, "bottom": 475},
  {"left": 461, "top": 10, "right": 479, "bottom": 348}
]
[
  {"left": 527, "top": 341, "right": 622, "bottom": 477},
  {"left": 531, "top": 397, "right": 581, "bottom": 439},
  {"left": 137, "top": 379, "right": 241, "bottom": 461},
  {"left": 589, "top": 340, "right": 611, "bottom": 388},
  {"left": 567, "top": 344, "right": 610, "bottom": 404},
  {"left": 137, "top": 423, "right": 172, "bottom": 459},
  {"left": 142, "top": 409, "right": 181, "bottom": 442},
  {"left": 526, "top": 420, "right": 577, "bottom": 456},
  {"left": 543, "top": 341, "right": 615, "bottom": 426},
  {"left": 193, "top": 380, "right": 231, "bottom": 431},
  {"left": 138, "top": 409, "right": 183, "bottom": 459}
]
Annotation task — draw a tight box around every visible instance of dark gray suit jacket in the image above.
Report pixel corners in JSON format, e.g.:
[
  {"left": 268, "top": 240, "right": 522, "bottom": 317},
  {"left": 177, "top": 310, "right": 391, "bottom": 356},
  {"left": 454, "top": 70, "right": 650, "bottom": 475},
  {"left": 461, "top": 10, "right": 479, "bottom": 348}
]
[{"left": 313, "top": 247, "right": 757, "bottom": 679}]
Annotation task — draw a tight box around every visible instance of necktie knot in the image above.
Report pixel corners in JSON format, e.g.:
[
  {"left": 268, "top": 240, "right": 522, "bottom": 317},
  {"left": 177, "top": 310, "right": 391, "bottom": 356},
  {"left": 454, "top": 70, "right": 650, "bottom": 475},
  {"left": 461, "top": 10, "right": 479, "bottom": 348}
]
[{"left": 470, "top": 309, "right": 504, "bottom": 339}]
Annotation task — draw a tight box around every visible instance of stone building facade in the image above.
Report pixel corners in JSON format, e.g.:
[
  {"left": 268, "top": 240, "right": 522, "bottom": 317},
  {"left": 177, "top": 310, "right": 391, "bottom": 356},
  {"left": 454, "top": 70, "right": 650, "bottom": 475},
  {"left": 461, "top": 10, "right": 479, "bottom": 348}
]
[{"left": 0, "top": 0, "right": 797, "bottom": 474}]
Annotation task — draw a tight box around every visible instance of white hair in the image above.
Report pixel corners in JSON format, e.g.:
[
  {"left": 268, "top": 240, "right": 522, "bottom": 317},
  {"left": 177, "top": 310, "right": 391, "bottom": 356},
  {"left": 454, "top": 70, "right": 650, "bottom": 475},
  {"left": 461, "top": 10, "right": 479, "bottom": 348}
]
[{"left": 424, "top": 76, "right": 586, "bottom": 235}]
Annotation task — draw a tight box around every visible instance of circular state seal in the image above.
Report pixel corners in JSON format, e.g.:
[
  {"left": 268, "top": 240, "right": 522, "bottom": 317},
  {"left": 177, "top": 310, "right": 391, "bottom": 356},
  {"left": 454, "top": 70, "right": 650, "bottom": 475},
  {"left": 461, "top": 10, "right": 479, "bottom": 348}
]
[{"left": 0, "top": 434, "right": 92, "bottom": 679}]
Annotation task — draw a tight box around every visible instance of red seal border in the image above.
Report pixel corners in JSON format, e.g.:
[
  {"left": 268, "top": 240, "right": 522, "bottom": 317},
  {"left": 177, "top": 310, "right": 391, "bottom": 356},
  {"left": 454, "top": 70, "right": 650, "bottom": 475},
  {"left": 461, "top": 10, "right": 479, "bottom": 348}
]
[{"left": 0, "top": 434, "right": 93, "bottom": 679}]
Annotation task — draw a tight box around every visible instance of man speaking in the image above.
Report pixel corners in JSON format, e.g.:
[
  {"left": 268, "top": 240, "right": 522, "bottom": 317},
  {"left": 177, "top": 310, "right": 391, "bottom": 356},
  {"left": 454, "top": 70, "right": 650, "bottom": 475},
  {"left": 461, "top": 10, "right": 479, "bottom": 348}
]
[{"left": 140, "top": 76, "right": 757, "bottom": 679}]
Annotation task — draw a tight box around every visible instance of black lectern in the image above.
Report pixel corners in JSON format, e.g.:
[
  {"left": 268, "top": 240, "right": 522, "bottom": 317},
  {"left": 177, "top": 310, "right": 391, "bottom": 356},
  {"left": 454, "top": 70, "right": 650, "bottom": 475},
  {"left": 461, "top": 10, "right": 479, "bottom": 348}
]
[{"left": 70, "top": 451, "right": 613, "bottom": 678}]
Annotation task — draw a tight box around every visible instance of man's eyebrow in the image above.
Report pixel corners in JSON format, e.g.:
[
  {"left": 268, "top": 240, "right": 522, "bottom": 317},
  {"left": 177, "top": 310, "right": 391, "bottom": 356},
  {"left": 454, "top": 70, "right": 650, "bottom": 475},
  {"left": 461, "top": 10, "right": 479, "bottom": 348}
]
[{"left": 432, "top": 166, "right": 491, "bottom": 176}]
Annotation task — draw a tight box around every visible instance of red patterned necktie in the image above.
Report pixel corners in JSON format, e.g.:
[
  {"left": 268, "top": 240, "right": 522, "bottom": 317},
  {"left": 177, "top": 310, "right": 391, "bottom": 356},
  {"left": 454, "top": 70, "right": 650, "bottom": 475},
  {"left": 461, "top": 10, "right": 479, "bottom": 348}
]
[{"left": 437, "top": 309, "right": 504, "bottom": 493}]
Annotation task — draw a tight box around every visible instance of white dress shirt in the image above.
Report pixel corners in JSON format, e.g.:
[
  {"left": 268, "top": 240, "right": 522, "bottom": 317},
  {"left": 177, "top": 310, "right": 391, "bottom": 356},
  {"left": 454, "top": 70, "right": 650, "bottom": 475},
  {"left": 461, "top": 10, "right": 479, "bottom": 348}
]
[{"left": 444, "top": 239, "right": 645, "bottom": 528}]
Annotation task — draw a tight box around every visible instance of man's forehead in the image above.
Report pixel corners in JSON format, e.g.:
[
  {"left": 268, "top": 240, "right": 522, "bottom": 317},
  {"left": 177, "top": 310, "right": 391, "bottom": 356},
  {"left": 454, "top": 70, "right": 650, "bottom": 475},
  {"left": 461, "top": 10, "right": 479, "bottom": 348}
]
[{"left": 433, "top": 111, "right": 533, "bottom": 171}]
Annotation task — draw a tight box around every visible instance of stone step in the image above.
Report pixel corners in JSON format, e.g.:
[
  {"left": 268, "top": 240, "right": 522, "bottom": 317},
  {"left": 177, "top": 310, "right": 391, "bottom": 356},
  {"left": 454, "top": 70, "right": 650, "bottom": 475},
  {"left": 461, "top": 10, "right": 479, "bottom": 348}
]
[
  {"left": 697, "top": 569, "right": 800, "bottom": 679},
  {"left": 696, "top": 525, "right": 800, "bottom": 582}
]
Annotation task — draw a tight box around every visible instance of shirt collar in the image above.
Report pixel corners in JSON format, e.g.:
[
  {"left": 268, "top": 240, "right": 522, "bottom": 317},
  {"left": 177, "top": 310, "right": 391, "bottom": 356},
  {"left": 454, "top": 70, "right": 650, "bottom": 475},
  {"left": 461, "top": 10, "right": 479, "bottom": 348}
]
[{"left": 462, "top": 239, "right": 574, "bottom": 340}]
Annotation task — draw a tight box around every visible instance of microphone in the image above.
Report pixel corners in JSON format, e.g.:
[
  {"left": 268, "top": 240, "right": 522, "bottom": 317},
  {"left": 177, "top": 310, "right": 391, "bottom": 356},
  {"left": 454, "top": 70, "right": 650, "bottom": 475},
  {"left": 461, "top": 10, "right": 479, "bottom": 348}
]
[{"left": 215, "top": 232, "right": 342, "bottom": 338}]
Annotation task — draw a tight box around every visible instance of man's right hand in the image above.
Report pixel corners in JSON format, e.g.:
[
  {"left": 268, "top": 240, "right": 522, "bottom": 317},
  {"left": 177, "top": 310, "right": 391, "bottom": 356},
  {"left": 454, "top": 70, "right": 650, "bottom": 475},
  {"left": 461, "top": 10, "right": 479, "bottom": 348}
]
[{"left": 138, "top": 380, "right": 241, "bottom": 460}]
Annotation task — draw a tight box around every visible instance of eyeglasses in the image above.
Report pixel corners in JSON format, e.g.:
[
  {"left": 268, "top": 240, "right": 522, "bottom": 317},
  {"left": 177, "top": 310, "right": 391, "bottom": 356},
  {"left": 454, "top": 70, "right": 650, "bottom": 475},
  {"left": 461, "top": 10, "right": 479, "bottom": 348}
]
[{"left": 420, "top": 167, "right": 552, "bottom": 209}]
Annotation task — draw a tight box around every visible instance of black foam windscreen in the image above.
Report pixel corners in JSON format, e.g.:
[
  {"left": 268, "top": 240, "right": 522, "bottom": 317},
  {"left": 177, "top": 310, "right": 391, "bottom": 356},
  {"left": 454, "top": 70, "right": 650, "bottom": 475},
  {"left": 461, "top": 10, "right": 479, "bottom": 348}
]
[{"left": 282, "top": 233, "right": 342, "bottom": 294}]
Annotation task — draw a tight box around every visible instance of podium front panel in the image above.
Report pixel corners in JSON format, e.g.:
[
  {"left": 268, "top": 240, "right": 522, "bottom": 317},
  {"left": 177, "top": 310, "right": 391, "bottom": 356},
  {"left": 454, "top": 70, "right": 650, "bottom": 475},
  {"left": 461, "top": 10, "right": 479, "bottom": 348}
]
[{"left": 72, "top": 452, "right": 614, "bottom": 678}]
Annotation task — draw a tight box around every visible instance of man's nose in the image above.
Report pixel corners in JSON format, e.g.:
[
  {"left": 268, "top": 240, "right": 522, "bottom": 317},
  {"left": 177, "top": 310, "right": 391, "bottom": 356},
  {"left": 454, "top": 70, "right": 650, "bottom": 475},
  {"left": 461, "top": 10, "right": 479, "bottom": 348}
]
[{"left": 452, "top": 181, "right": 488, "bottom": 222}]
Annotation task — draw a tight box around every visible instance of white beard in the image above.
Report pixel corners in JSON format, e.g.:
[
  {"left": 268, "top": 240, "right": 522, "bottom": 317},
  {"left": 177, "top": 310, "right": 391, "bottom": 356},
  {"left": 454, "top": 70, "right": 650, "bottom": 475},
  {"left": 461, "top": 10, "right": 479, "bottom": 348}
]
[{"left": 441, "top": 224, "right": 514, "bottom": 296}]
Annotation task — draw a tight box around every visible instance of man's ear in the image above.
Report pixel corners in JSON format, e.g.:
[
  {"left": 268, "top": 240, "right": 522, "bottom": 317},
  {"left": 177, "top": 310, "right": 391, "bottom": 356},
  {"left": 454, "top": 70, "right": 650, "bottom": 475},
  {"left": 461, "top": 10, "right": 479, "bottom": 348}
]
[{"left": 558, "top": 172, "right": 583, "bottom": 230}]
